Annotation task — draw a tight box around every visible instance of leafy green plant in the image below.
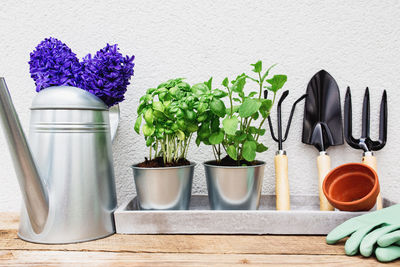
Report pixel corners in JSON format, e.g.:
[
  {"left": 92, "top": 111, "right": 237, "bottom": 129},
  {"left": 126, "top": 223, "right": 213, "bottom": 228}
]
[
  {"left": 195, "top": 61, "right": 287, "bottom": 164},
  {"left": 135, "top": 78, "right": 200, "bottom": 164}
]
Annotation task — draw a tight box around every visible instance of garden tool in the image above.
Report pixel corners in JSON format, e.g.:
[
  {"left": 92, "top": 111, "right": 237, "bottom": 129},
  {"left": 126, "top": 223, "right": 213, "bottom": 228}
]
[
  {"left": 266, "top": 90, "right": 306, "bottom": 210},
  {"left": 327, "top": 204, "right": 400, "bottom": 262},
  {"left": 344, "top": 87, "right": 387, "bottom": 210},
  {"left": 302, "top": 70, "right": 343, "bottom": 211},
  {"left": 0, "top": 78, "right": 118, "bottom": 244}
]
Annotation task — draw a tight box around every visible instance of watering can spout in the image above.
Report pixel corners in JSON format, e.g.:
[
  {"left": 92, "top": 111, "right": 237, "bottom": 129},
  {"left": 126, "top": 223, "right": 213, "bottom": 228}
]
[{"left": 0, "top": 78, "right": 48, "bottom": 233}]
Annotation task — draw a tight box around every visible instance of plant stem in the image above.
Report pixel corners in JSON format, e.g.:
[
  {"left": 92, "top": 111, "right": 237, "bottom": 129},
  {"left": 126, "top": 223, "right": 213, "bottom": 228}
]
[{"left": 258, "top": 72, "right": 262, "bottom": 99}]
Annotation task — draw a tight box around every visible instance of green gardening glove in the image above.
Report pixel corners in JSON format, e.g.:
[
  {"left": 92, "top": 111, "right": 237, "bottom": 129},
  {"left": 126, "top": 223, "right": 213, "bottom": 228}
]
[
  {"left": 378, "top": 230, "right": 400, "bottom": 247},
  {"left": 326, "top": 205, "right": 400, "bottom": 257},
  {"left": 375, "top": 246, "right": 400, "bottom": 262},
  {"left": 374, "top": 230, "right": 400, "bottom": 262}
]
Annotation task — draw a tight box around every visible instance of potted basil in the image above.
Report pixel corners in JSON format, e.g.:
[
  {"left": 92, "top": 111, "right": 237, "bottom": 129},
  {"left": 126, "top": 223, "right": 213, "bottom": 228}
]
[
  {"left": 133, "top": 78, "right": 200, "bottom": 210},
  {"left": 195, "top": 61, "right": 286, "bottom": 210}
]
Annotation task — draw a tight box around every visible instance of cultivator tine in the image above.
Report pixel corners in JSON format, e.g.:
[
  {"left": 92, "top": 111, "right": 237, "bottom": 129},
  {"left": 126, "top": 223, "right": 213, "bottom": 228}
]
[
  {"left": 282, "top": 94, "right": 307, "bottom": 142},
  {"left": 344, "top": 87, "right": 361, "bottom": 150},
  {"left": 373, "top": 90, "right": 387, "bottom": 151},
  {"left": 277, "top": 91, "right": 289, "bottom": 150},
  {"left": 361, "top": 88, "right": 370, "bottom": 139}
]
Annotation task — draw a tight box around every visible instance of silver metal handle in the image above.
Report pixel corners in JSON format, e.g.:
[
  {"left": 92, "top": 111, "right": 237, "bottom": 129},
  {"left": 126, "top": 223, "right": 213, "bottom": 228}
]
[
  {"left": 0, "top": 78, "right": 48, "bottom": 233},
  {"left": 109, "top": 104, "right": 120, "bottom": 142}
]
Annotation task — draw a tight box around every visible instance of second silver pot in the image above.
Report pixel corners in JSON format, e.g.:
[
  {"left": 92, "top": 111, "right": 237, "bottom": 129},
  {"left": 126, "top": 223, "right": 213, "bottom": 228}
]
[
  {"left": 132, "top": 163, "right": 195, "bottom": 210},
  {"left": 204, "top": 161, "right": 266, "bottom": 210}
]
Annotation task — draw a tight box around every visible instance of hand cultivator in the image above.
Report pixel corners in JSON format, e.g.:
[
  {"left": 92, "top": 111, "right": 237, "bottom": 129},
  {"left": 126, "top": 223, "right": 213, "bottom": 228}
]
[{"left": 344, "top": 87, "right": 387, "bottom": 210}]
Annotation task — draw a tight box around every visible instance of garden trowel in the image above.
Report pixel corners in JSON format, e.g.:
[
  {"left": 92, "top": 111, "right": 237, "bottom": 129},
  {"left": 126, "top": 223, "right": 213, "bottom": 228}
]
[{"left": 302, "top": 70, "right": 343, "bottom": 211}]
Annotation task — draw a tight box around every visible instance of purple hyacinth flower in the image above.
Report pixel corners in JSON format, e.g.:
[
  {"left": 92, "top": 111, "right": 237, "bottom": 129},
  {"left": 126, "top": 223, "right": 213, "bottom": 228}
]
[
  {"left": 80, "top": 44, "right": 135, "bottom": 107},
  {"left": 29, "top": 37, "right": 82, "bottom": 92}
]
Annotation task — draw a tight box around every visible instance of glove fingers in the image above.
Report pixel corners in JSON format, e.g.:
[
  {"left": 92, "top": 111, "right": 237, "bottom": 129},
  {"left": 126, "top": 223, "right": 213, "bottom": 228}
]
[
  {"left": 326, "top": 219, "right": 360, "bottom": 245},
  {"left": 377, "top": 230, "right": 400, "bottom": 247},
  {"left": 360, "top": 224, "right": 400, "bottom": 257},
  {"left": 345, "top": 224, "right": 379, "bottom": 256},
  {"left": 375, "top": 246, "right": 400, "bottom": 263}
]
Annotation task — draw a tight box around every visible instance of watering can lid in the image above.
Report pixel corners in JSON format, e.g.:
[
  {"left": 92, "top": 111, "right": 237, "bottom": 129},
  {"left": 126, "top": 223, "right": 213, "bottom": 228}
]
[{"left": 31, "top": 86, "right": 108, "bottom": 110}]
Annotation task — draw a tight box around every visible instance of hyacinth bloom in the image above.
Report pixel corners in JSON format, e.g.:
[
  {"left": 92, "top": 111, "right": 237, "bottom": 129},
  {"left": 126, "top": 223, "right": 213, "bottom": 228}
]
[
  {"left": 81, "top": 44, "right": 135, "bottom": 107},
  {"left": 29, "top": 38, "right": 135, "bottom": 107},
  {"left": 29, "top": 37, "right": 82, "bottom": 92}
]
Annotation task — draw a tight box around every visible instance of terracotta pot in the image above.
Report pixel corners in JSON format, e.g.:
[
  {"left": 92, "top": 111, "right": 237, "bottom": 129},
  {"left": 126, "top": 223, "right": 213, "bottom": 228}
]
[{"left": 323, "top": 163, "right": 380, "bottom": 211}]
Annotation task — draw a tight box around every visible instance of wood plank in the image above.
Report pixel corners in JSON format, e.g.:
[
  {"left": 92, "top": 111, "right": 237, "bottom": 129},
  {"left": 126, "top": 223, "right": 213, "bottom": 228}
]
[
  {"left": 0, "top": 213, "right": 346, "bottom": 255},
  {"left": 0, "top": 251, "right": 389, "bottom": 267},
  {"left": 0, "top": 228, "right": 346, "bottom": 255}
]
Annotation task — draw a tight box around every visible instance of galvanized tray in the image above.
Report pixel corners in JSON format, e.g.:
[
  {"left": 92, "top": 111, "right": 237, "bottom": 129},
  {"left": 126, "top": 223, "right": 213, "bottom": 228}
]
[{"left": 114, "top": 195, "right": 396, "bottom": 235}]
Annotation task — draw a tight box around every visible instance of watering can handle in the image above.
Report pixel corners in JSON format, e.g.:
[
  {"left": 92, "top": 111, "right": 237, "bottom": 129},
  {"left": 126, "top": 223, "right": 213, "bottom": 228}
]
[
  {"left": 317, "top": 152, "right": 335, "bottom": 211},
  {"left": 275, "top": 152, "right": 290, "bottom": 210},
  {"left": 109, "top": 105, "right": 120, "bottom": 142},
  {"left": 362, "top": 154, "right": 383, "bottom": 210}
]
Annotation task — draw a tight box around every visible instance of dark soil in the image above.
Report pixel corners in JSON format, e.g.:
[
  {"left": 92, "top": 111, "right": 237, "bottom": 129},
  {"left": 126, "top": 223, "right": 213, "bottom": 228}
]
[
  {"left": 137, "top": 157, "right": 191, "bottom": 168},
  {"left": 206, "top": 156, "right": 263, "bottom": 166}
]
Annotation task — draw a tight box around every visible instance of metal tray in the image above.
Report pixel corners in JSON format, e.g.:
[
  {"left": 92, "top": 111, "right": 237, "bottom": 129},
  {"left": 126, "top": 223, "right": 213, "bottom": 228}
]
[{"left": 114, "top": 195, "right": 396, "bottom": 235}]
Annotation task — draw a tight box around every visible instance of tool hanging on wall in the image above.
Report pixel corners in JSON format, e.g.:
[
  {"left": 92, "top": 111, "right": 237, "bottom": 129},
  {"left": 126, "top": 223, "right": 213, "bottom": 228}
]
[
  {"left": 344, "top": 87, "right": 387, "bottom": 210},
  {"left": 266, "top": 90, "right": 306, "bottom": 210},
  {"left": 302, "top": 70, "right": 344, "bottom": 211}
]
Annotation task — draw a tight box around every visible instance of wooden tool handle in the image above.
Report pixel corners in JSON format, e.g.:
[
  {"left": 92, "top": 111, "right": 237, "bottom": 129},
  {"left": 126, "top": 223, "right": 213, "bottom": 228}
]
[
  {"left": 275, "top": 153, "right": 290, "bottom": 210},
  {"left": 317, "top": 153, "right": 334, "bottom": 211},
  {"left": 362, "top": 154, "right": 382, "bottom": 210}
]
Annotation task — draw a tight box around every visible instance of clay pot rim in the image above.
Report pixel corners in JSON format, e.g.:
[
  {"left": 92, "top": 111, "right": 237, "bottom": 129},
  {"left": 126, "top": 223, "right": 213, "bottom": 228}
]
[{"left": 323, "top": 163, "right": 380, "bottom": 208}]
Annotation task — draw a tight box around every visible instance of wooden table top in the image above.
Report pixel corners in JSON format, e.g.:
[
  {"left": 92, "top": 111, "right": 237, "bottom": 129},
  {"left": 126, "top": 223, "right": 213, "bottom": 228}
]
[{"left": 0, "top": 212, "right": 396, "bottom": 266}]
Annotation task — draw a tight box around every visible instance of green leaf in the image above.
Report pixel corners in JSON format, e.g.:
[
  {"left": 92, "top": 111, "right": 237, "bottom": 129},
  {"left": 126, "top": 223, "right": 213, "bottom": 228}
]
[
  {"left": 134, "top": 116, "right": 142, "bottom": 134},
  {"left": 251, "top": 60, "right": 262, "bottom": 73},
  {"left": 209, "top": 130, "right": 224, "bottom": 145},
  {"left": 233, "top": 98, "right": 241, "bottom": 103},
  {"left": 260, "top": 99, "right": 273, "bottom": 118},
  {"left": 205, "top": 77, "right": 213, "bottom": 90},
  {"left": 212, "top": 89, "right": 228, "bottom": 98},
  {"left": 242, "top": 141, "right": 257, "bottom": 162},
  {"left": 251, "top": 111, "right": 259, "bottom": 120},
  {"left": 176, "top": 129, "right": 185, "bottom": 140},
  {"left": 261, "top": 64, "right": 277, "bottom": 83},
  {"left": 195, "top": 136, "right": 201, "bottom": 146},
  {"left": 222, "top": 116, "right": 239, "bottom": 135},
  {"left": 146, "top": 136, "right": 154, "bottom": 147},
  {"left": 152, "top": 101, "right": 164, "bottom": 112},
  {"left": 210, "top": 98, "right": 226, "bottom": 117},
  {"left": 191, "top": 83, "right": 209, "bottom": 96},
  {"left": 226, "top": 145, "right": 238, "bottom": 160},
  {"left": 239, "top": 99, "right": 262, "bottom": 118},
  {"left": 169, "top": 86, "right": 180, "bottom": 96},
  {"left": 231, "top": 76, "right": 246, "bottom": 93},
  {"left": 144, "top": 109, "right": 154, "bottom": 124},
  {"left": 143, "top": 124, "right": 155, "bottom": 136},
  {"left": 146, "top": 88, "right": 157, "bottom": 94},
  {"left": 198, "top": 102, "right": 208, "bottom": 113},
  {"left": 186, "top": 122, "right": 198, "bottom": 132},
  {"left": 248, "top": 91, "right": 258, "bottom": 97},
  {"left": 256, "top": 143, "right": 268, "bottom": 152},
  {"left": 222, "top": 77, "right": 229, "bottom": 87},
  {"left": 266, "top": 75, "right": 287, "bottom": 93}
]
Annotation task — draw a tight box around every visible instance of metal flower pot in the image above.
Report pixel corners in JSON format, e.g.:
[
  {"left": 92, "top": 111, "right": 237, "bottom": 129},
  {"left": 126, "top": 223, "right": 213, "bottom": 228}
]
[
  {"left": 204, "top": 161, "right": 266, "bottom": 210},
  {"left": 132, "top": 163, "right": 195, "bottom": 210}
]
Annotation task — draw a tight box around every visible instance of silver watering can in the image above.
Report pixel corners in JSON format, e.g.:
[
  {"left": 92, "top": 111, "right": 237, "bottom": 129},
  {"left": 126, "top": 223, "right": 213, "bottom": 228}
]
[{"left": 0, "top": 78, "right": 118, "bottom": 244}]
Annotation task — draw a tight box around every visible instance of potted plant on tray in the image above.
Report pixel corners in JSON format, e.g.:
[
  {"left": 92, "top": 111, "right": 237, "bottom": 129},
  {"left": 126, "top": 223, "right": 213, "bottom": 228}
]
[
  {"left": 133, "top": 78, "right": 209, "bottom": 210},
  {"left": 195, "top": 61, "right": 287, "bottom": 210}
]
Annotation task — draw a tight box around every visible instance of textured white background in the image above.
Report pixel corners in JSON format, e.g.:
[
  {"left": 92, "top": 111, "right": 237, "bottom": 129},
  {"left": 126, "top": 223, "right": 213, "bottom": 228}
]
[{"left": 0, "top": 0, "right": 399, "bottom": 211}]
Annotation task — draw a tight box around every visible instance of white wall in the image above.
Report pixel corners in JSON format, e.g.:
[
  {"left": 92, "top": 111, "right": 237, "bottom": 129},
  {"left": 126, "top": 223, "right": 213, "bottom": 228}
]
[{"left": 0, "top": 0, "right": 399, "bottom": 211}]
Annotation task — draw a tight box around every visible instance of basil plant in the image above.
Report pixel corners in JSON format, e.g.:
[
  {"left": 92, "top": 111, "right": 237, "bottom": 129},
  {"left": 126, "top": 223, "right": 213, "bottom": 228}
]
[
  {"left": 195, "top": 61, "right": 287, "bottom": 165},
  {"left": 135, "top": 78, "right": 204, "bottom": 164}
]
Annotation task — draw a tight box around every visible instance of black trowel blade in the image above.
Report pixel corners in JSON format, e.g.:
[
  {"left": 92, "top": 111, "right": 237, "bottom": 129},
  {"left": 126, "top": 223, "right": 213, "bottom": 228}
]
[{"left": 302, "top": 70, "right": 343, "bottom": 151}]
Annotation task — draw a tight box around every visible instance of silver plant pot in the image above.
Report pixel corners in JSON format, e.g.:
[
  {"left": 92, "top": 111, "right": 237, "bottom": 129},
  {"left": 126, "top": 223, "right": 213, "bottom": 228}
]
[
  {"left": 132, "top": 163, "right": 195, "bottom": 210},
  {"left": 204, "top": 161, "right": 266, "bottom": 210}
]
